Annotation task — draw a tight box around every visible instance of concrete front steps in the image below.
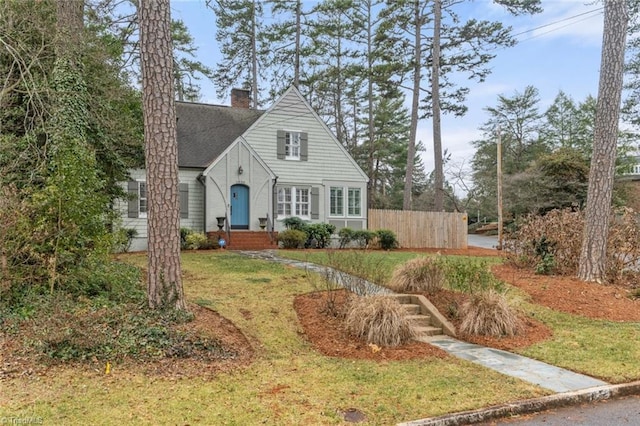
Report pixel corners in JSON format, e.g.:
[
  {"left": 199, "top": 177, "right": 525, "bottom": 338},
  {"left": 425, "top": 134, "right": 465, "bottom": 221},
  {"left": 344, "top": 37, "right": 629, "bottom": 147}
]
[
  {"left": 207, "top": 231, "right": 278, "bottom": 250},
  {"left": 388, "top": 294, "right": 456, "bottom": 340}
]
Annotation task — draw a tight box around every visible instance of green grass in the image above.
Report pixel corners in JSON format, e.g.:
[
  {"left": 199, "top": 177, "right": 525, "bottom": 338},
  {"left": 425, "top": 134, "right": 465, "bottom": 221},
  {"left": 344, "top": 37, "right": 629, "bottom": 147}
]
[
  {"left": 2, "top": 251, "right": 547, "bottom": 425},
  {"left": 283, "top": 249, "right": 640, "bottom": 383},
  {"left": 516, "top": 302, "right": 640, "bottom": 383}
]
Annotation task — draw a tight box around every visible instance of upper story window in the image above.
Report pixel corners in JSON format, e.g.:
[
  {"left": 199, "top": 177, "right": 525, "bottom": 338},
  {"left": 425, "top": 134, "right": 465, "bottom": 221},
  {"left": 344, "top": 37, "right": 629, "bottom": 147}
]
[
  {"left": 277, "top": 130, "right": 308, "bottom": 161},
  {"left": 285, "top": 132, "right": 301, "bottom": 160}
]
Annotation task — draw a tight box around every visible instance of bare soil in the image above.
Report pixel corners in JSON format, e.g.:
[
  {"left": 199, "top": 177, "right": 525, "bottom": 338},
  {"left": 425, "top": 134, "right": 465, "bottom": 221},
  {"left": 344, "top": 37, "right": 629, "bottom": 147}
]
[{"left": 4, "top": 246, "right": 640, "bottom": 376}]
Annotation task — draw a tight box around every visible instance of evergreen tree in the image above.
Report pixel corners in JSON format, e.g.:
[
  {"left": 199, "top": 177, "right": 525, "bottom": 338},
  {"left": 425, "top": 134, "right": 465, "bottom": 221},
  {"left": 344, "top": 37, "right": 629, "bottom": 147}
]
[
  {"left": 172, "top": 19, "right": 215, "bottom": 101},
  {"left": 207, "top": 0, "right": 265, "bottom": 107},
  {"left": 579, "top": 0, "right": 629, "bottom": 283}
]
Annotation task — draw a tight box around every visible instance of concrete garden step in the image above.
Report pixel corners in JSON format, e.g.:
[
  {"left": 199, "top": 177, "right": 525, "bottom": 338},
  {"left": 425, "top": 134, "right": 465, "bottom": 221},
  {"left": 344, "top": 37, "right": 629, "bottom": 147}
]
[
  {"left": 413, "top": 325, "right": 443, "bottom": 337},
  {"left": 401, "top": 304, "right": 422, "bottom": 315},
  {"left": 406, "top": 314, "right": 432, "bottom": 327}
]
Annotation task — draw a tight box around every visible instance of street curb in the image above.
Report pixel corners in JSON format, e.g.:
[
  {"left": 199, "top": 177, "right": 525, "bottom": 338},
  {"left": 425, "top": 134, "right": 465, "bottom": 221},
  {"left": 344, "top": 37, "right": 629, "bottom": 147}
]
[{"left": 397, "top": 381, "right": 640, "bottom": 426}]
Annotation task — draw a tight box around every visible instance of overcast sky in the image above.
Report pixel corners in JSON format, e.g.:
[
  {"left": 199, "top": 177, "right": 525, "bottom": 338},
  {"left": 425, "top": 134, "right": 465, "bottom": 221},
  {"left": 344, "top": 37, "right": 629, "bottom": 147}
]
[{"left": 171, "top": 0, "right": 606, "bottom": 189}]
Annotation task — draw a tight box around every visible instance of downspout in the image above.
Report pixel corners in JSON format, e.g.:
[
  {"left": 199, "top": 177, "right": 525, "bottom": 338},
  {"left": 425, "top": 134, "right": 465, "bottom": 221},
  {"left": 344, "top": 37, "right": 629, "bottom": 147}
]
[
  {"left": 272, "top": 176, "right": 278, "bottom": 234},
  {"left": 197, "top": 173, "right": 207, "bottom": 235}
]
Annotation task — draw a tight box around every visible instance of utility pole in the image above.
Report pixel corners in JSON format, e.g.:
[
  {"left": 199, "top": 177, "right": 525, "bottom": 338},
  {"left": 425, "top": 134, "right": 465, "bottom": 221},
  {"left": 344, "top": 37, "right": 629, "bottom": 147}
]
[{"left": 497, "top": 126, "right": 503, "bottom": 250}]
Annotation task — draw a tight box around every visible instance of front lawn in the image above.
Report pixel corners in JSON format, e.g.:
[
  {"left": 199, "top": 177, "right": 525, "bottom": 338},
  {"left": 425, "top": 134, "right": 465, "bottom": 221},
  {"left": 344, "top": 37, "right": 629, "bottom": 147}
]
[{"left": 2, "top": 251, "right": 546, "bottom": 425}]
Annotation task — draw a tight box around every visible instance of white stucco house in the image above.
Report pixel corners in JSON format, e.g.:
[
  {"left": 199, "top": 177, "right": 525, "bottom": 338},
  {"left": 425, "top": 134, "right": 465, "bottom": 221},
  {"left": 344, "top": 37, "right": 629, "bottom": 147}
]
[{"left": 120, "top": 86, "right": 369, "bottom": 251}]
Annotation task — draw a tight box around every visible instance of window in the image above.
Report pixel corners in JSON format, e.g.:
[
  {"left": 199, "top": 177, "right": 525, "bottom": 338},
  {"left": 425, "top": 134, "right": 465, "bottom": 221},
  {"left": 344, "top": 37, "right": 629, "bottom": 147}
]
[
  {"left": 128, "top": 180, "right": 147, "bottom": 218},
  {"left": 296, "top": 188, "right": 309, "bottom": 216},
  {"left": 348, "top": 188, "right": 361, "bottom": 216},
  {"left": 285, "top": 132, "right": 301, "bottom": 160},
  {"left": 277, "top": 187, "right": 292, "bottom": 217},
  {"left": 138, "top": 182, "right": 148, "bottom": 218},
  {"left": 329, "top": 186, "right": 362, "bottom": 217},
  {"left": 330, "top": 187, "right": 344, "bottom": 216},
  {"left": 277, "top": 186, "right": 310, "bottom": 219},
  {"left": 128, "top": 180, "right": 188, "bottom": 219},
  {"left": 277, "top": 130, "right": 308, "bottom": 161}
]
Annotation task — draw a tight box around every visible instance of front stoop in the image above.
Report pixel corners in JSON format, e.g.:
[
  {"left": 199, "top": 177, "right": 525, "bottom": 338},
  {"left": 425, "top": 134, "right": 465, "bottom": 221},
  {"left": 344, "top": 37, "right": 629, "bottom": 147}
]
[
  {"left": 388, "top": 294, "right": 456, "bottom": 339},
  {"left": 207, "top": 231, "right": 278, "bottom": 250}
]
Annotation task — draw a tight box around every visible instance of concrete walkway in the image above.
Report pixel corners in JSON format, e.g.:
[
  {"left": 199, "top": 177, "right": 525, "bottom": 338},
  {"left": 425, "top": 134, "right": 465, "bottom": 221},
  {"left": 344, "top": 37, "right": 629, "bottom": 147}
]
[
  {"left": 238, "top": 250, "right": 607, "bottom": 394},
  {"left": 421, "top": 336, "right": 606, "bottom": 393}
]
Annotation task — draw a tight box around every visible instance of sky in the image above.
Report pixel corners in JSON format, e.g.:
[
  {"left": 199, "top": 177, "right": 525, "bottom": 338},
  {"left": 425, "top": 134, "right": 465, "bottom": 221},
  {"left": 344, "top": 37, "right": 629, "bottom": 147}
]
[{"left": 169, "top": 0, "right": 606, "bottom": 191}]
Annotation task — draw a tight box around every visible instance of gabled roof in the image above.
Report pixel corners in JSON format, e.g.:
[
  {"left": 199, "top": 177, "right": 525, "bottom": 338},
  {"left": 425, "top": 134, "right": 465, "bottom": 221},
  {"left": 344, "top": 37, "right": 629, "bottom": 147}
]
[{"left": 176, "top": 101, "right": 263, "bottom": 168}]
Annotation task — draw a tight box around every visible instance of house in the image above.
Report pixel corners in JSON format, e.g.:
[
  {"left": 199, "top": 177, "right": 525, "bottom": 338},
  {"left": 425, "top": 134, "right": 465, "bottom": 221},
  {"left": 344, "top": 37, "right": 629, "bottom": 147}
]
[{"left": 120, "top": 86, "right": 369, "bottom": 251}]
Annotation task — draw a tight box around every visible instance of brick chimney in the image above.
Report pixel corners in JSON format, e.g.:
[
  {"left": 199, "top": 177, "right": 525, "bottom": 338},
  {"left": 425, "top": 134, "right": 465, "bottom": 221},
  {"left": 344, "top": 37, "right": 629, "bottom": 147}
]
[{"left": 231, "top": 88, "right": 251, "bottom": 108}]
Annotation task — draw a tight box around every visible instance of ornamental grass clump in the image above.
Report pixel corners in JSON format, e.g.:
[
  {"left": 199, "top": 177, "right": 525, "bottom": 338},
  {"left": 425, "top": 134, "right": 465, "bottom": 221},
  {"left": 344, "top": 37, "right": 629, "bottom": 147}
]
[
  {"left": 388, "top": 256, "right": 445, "bottom": 294},
  {"left": 344, "top": 295, "right": 415, "bottom": 347},
  {"left": 459, "top": 290, "right": 522, "bottom": 337}
]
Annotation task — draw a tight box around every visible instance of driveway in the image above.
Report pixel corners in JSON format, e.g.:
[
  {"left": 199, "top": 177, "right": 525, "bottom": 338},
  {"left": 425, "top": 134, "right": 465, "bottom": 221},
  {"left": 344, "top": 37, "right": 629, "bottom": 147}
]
[{"left": 468, "top": 234, "right": 499, "bottom": 249}]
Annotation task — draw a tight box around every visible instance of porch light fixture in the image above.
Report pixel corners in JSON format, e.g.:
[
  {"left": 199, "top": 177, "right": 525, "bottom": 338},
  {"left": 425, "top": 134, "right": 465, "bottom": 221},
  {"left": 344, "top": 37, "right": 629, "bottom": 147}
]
[{"left": 238, "top": 166, "right": 244, "bottom": 175}]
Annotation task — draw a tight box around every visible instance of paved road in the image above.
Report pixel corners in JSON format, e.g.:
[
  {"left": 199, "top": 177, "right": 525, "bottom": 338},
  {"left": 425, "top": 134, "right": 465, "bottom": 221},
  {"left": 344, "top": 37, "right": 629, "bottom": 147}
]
[
  {"left": 481, "top": 396, "right": 640, "bottom": 425},
  {"left": 468, "top": 234, "right": 499, "bottom": 249}
]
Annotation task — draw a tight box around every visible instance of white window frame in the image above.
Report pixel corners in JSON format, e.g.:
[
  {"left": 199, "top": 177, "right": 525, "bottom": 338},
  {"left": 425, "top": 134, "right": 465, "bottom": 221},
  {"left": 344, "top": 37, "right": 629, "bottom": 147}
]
[
  {"left": 329, "top": 187, "right": 344, "bottom": 216},
  {"left": 138, "top": 181, "right": 148, "bottom": 218},
  {"left": 285, "top": 131, "right": 301, "bottom": 160},
  {"left": 348, "top": 188, "right": 362, "bottom": 217},
  {"left": 329, "top": 186, "right": 363, "bottom": 218},
  {"left": 277, "top": 186, "right": 310, "bottom": 219}
]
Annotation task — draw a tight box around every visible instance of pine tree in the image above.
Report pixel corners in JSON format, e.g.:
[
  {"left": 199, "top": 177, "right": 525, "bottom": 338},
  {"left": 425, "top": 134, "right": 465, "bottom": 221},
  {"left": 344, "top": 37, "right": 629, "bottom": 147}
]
[
  {"left": 139, "top": 0, "right": 186, "bottom": 310},
  {"left": 579, "top": 0, "right": 629, "bottom": 283}
]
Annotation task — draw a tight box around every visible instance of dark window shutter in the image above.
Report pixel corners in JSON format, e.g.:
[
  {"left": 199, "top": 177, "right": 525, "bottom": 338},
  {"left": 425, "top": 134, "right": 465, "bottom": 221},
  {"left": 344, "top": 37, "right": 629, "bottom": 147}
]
[
  {"left": 127, "top": 181, "right": 139, "bottom": 218},
  {"left": 310, "top": 187, "right": 319, "bottom": 219},
  {"left": 300, "top": 132, "right": 308, "bottom": 161},
  {"left": 179, "top": 183, "right": 189, "bottom": 219},
  {"left": 277, "top": 130, "right": 285, "bottom": 159}
]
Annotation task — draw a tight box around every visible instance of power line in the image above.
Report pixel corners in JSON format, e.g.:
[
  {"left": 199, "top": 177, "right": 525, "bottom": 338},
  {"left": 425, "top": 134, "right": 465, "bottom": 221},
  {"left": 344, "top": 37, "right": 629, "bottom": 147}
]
[{"left": 511, "top": 7, "right": 604, "bottom": 40}]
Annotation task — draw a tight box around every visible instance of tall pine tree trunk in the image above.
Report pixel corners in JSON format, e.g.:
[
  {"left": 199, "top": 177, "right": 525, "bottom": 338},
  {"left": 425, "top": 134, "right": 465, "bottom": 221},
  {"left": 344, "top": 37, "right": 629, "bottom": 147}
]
[
  {"left": 139, "top": 0, "right": 186, "bottom": 310},
  {"left": 578, "top": 0, "right": 628, "bottom": 283},
  {"left": 294, "top": 0, "right": 301, "bottom": 87},
  {"left": 431, "top": 0, "right": 444, "bottom": 212},
  {"left": 251, "top": 0, "right": 258, "bottom": 107},
  {"left": 403, "top": 0, "right": 421, "bottom": 211}
]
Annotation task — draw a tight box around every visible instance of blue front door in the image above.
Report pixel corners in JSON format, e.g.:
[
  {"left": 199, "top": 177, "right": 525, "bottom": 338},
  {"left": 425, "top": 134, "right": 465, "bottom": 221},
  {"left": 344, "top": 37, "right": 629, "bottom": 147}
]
[{"left": 230, "top": 184, "right": 249, "bottom": 229}]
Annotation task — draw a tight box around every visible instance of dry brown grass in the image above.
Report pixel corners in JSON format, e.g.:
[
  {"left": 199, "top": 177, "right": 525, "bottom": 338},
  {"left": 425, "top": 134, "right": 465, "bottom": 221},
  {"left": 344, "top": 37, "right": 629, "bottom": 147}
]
[
  {"left": 344, "top": 295, "right": 416, "bottom": 347},
  {"left": 459, "top": 290, "right": 522, "bottom": 337},
  {"left": 388, "top": 256, "right": 445, "bottom": 294}
]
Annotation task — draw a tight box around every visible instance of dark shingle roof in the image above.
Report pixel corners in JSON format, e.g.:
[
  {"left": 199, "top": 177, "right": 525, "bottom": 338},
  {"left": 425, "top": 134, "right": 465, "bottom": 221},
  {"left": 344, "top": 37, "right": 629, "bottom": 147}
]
[{"left": 176, "top": 101, "right": 264, "bottom": 168}]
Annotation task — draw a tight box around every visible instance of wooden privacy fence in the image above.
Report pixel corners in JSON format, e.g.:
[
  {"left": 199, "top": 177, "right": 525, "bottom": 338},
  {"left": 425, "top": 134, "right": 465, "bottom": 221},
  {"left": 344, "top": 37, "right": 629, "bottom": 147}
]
[{"left": 368, "top": 209, "right": 468, "bottom": 249}]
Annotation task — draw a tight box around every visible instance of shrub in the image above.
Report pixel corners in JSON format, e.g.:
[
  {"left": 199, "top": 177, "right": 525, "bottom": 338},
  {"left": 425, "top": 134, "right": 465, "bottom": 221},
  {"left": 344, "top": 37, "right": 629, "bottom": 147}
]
[
  {"left": 440, "top": 258, "right": 504, "bottom": 294},
  {"left": 180, "top": 227, "right": 193, "bottom": 250},
  {"left": 503, "top": 207, "right": 640, "bottom": 284},
  {"left": 459, "top": 290, "right": 522, "bottom": 337},
  {"left": 282, "top": 216, "right": 308, "bottom": 231},
  {"left": 388, "top": 256, "right": 445, "bottom": 294},
  {"left": 321, "top": 250, "right": 387, "bottom": 296},
  {"left": 344, "top": 295, "right": 416, "bottom": 346},
  {"left": 376, "top": 229, "right": 399, "bottom": 250},
  {"left": 184, "top": 232, "right": 209, "bottom": 250},
  {"left": 533, "top": 236, "right": 555, "bottom": 275},
  {"left": 114, "top": 228, "right": 137, "bottom": 252},
  {"left": 277, "top": 229, "right": 307, "bottom": 249},
  {"left": 352, "top": 229, "right": 376, "bottom": 248},
  {"left": 338, "top": 227, "right": 354, "bottom": 248},
  {"left": 305, "top": 223, "right": 336, "bottom": 249}
]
